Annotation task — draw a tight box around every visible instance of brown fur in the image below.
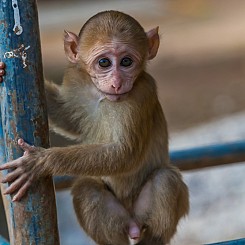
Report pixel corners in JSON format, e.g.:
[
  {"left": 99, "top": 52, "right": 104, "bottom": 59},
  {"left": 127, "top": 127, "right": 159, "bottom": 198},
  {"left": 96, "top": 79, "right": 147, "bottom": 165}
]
[{"left": 0, "top": 11, "right": 189, "bottom": 245}]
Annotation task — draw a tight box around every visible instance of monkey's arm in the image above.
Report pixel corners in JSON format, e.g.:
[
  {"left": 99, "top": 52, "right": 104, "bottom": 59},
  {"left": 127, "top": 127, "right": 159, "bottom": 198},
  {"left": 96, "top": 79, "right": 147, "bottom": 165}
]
[
  {"left": 45, "top": 81, "right": 84, "bottom": 139},
  {"left": 0, "top": 138, "right": 140, "bottom": 201}
]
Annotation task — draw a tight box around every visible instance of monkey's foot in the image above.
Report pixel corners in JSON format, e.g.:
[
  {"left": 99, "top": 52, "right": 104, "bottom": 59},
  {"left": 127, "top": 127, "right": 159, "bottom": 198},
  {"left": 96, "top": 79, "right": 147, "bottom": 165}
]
[
  {"left": 128, "top": 221, "right": 141, "bottom": 244},
  {"left": 129, "top": 237, "right": 140, "bottom": 245}
]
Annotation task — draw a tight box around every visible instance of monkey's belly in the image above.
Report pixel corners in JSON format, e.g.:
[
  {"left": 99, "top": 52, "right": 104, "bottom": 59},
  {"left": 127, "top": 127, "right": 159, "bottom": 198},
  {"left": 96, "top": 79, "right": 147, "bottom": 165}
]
[{"left": 101, "top": 172, "right": 149, "bottom": 212}]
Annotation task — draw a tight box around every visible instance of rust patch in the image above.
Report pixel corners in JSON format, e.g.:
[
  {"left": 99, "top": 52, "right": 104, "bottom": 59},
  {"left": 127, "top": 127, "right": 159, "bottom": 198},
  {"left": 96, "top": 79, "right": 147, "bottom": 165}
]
[
  {"left": 0, "top": 20, "right": 8, "bottom": 28},
  {"left": 32, "top": 115, "right": 49, "bottom": 147}
]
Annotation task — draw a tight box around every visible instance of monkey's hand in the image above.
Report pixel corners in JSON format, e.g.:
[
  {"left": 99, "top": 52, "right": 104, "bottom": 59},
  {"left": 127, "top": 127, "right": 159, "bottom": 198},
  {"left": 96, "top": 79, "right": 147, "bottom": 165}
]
[
  {"left": 0, "top": 62, "right": 6, "bottom": 83},
  {"left": 0, "top": 138, "right": 48, "bottom": 201}
]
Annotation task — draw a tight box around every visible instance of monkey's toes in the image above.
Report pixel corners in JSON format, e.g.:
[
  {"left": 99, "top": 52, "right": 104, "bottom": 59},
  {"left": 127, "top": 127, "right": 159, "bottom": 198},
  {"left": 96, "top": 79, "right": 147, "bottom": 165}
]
[{"left": 128, "top": 221, "right": 141, "bottom": 240}]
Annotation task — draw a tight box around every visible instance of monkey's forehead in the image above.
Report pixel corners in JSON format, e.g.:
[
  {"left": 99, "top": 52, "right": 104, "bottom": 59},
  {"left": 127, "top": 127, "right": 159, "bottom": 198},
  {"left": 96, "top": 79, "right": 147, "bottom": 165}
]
[{"left": 79, "top": 41, "right": 145, "bottom": 65}]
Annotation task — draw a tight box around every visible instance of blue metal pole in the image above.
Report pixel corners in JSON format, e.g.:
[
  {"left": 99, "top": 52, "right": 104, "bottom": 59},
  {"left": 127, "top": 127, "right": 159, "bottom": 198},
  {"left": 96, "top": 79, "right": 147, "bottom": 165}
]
[
  {"left": 0, "top": 113, "right": 12, "bottom": 243},
  {"left": 0, "top": 0, "right": 59, "bottom": 244}
]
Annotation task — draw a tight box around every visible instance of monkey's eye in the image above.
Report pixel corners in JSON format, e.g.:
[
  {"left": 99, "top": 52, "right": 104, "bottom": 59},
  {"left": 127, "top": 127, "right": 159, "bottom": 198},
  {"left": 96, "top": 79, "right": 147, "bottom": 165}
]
[
  {"left": 98, "top": 58, "right": 111, "bottom": 68},
  {"left": 120, "top": 57, "right": 133, "bottom": 67}
]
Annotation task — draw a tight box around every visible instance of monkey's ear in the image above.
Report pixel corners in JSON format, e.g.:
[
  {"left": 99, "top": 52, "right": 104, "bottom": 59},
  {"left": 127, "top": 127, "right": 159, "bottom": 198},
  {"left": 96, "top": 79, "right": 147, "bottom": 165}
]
[
  {"left": 64, "top": 30, "right": 80, "bottom": 63},
  {"left": 146, "top": 27, "right": 160, "bottom": 60}
]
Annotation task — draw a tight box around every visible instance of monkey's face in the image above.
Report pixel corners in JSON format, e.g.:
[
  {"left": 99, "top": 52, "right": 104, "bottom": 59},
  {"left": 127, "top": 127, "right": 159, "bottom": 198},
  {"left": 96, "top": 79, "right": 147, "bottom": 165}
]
[
  {"left": 83, "top": 41, "right": 144, "bottom": 102},
  {"left": 64, "top": 26, "right": 159, "bottom": 101}
]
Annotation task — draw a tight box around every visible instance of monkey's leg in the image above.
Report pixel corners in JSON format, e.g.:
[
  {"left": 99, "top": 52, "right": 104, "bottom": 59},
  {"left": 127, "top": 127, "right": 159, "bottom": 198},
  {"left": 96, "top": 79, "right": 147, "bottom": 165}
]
[
  {"left": 72, "top": 177, "right": 140, "bottom": 245},
  {"left": 134, "top": 167, "right": 189, "bottom": 244},
  {"left": 137, "top": 233, "right": 164, "bottom": 245}
]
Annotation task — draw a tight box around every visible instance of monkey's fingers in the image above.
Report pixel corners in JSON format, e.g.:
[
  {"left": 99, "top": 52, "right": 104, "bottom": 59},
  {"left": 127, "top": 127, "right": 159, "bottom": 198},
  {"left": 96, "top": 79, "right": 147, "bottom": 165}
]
[
  {"left": 0, "top": 62, "right": 5, "bottom": 83},
  {"left": 0, "top": 68, "right": 5, "bottom": 75},
  {"left": 0, "top": 157, "right": 24, "bottom": 171},
  {"left": 1, "top": 168, "right": 23, "bottom": 183},
  {"left": 12, "top": 177, "right": 33, "bottom": 202},
  {"left": 3, "top": 173, "right": 29, "bottom": 195},
  {"left": 18, "top": 138, "right": 36, "bottom": 154},
  {"left": 0, "top": 62, "right": 5, "bottom": 68}
]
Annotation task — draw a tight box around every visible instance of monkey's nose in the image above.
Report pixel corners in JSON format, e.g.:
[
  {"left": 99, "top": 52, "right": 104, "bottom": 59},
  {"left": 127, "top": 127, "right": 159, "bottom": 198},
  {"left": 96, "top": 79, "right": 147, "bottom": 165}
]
[{"left": 111, "top": 84, "right": 122, "bottom": 93}]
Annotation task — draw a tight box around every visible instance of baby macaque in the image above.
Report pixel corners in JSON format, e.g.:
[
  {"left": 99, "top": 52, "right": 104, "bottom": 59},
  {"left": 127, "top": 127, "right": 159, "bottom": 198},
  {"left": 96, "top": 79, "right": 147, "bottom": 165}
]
[{"left": 0, "top": 11, "right": 189, "bottom": 245}]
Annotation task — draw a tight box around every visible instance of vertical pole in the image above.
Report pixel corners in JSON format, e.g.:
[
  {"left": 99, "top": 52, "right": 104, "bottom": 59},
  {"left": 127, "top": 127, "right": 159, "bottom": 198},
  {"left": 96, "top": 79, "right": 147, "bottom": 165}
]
[
  {"left": 0, "top": 0, "right": 60, "bottom": 244},
  {"left": 0, "top": 113, "right": 10, "bottom": 241}
]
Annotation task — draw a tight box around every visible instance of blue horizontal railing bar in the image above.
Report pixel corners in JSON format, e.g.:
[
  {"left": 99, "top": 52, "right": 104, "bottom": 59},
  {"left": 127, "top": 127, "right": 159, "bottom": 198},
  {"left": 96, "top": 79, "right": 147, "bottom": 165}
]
[
  {"left": 54, "top": 140, "right": 245, "bottom": 189},
  {"left": 54, "top": 175, "right": 74, "bottom": 189},
  {"left": 0, "top": 235, "right": 8, "bottom": 245},
  {"left": 170, "top": 140, "right": 245, "bottom": 171},
  {"left": 206, "top": 238, "right": 245, "bottom": 245}
]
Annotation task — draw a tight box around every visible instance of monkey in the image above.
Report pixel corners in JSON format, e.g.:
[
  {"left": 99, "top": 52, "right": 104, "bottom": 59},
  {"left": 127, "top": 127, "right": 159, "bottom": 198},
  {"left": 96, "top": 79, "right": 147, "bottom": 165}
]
[{"left": 0, "top": 11, "right": 189, "bottom": 245}]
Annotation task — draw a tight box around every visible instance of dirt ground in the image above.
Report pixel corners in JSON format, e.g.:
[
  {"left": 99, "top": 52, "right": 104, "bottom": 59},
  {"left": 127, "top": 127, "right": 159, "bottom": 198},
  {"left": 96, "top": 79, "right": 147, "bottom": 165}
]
[{"left": 154, "top": 55, "right": 245, "bottom": 131}]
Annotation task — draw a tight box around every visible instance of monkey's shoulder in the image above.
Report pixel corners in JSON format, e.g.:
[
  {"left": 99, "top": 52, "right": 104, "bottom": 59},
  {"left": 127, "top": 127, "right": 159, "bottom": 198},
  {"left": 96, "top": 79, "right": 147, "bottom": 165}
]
[{"left": 130, "top": 72, "right": 159, "bottom": 104}]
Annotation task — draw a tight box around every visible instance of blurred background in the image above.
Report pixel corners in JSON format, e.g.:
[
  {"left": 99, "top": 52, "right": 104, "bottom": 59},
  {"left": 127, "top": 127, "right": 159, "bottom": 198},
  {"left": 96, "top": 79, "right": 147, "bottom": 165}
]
[{"left": 1, "top": 0, "right": 245, "bottom": 244}]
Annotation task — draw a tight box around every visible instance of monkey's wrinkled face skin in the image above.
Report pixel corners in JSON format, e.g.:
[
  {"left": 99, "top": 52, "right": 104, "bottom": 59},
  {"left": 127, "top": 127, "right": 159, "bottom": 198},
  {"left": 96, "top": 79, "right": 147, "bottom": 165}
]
[{"left": 84, "top": 41, "right": 143, "bottom": 102}]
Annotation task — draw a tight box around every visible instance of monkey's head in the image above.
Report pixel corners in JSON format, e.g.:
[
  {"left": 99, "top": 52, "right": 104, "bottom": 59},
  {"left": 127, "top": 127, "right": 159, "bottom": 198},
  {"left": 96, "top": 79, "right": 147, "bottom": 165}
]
[{"left": 64, "top": 10, "right": 159, "bottom": 101}]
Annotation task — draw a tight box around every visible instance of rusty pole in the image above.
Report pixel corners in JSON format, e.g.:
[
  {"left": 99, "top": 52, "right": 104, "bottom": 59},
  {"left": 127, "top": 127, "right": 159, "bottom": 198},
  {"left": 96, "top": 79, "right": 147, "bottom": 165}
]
[{"left": 0, "top": 0, "right": 60, "bottom": 244}]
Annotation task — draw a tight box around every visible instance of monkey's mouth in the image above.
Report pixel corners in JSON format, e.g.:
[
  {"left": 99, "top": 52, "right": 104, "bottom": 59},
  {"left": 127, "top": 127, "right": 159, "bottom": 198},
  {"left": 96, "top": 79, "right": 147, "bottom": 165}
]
[{"left": 103, "top": 92, "right": 128, "bottom": 102}]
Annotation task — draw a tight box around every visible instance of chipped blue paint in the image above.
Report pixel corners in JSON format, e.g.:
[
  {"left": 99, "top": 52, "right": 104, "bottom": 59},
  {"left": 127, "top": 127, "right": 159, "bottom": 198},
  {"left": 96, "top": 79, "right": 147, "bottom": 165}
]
[
  {"left": 30, "top": 215, "right": 41, "bottom": 244},
  {"left": 0, "top": 115, "right": 6, "bottom": 162},
  {"left": 0, "top": 0, "right": 60, "bottom": 244},
  {"left": 0, "top": 235, "right": 9, "bottom": 245},
  {"left": 0, "top": 110, "right": 16, "bottom": 237}
]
